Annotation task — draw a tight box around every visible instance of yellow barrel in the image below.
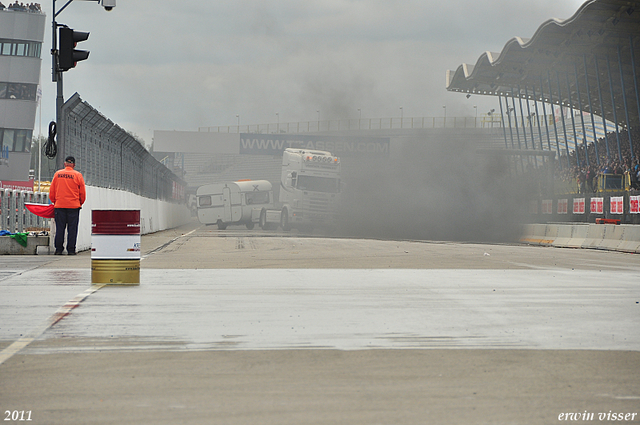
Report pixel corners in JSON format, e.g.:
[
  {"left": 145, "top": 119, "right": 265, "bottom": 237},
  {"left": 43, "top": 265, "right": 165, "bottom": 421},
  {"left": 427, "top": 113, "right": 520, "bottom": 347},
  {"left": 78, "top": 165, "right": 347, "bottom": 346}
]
[{"left": 91, "top": 259, "right": 140, "bottom": 285}]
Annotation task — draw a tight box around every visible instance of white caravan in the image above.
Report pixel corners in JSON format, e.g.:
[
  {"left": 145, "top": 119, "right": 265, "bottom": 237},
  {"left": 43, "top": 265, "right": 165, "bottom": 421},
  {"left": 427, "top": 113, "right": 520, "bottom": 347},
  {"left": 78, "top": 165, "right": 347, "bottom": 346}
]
[{"left": 196, "top": 180, "right": 274, "bottom": 230}]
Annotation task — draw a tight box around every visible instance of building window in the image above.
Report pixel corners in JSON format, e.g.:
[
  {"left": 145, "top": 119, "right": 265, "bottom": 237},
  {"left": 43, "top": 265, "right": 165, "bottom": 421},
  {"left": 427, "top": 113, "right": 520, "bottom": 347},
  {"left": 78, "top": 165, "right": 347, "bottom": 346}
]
[
  {"left": 0, "top": 128, "right": 32, "bottom": 153},
  {"left": 0, "top": 39, "right": 42, "bottom": 58},
  {"left": 0, "top": 82, "right": 38, "bottom": 101}
]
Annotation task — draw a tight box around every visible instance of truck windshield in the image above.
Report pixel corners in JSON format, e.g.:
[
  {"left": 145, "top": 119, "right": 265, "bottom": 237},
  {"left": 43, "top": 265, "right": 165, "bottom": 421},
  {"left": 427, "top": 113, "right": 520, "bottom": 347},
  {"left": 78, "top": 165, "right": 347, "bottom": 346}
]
[{"left": 296, "top": 176, "right": 339, "bottom": 193}]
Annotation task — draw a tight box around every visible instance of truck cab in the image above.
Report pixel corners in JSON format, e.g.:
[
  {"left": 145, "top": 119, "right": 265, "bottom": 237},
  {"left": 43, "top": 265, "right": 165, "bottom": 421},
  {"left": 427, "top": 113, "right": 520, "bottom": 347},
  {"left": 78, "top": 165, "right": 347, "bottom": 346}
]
[{"left": 278, "top": 148, "right": 341, "bottom": 230}]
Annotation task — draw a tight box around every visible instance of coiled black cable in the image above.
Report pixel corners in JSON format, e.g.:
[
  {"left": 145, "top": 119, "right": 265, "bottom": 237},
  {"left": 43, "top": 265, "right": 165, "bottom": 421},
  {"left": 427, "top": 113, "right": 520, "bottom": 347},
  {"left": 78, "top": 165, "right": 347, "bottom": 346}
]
[{"left": 44, "top": 121, "right": 57, "bottom": 159}]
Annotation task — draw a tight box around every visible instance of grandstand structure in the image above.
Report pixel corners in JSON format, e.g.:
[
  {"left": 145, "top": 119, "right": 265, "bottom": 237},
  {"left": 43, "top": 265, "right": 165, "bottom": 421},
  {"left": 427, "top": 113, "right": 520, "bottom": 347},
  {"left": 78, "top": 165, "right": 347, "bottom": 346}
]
[{"left": 446, "top": 0, "right": 640, "bottom": 170}]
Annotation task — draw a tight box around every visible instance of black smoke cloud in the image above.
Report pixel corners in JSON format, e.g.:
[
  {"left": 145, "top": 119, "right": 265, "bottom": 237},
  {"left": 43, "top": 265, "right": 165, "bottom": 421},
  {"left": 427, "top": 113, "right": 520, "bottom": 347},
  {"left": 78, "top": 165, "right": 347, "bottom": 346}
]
[{"left": 336, "top": 137, "right": 530, "bottom": 242}]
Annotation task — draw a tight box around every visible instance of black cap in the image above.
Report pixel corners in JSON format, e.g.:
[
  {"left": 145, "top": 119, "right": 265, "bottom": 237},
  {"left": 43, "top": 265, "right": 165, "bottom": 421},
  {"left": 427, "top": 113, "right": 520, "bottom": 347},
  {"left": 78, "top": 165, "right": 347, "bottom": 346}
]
[{"left": 65, "top": 156, "right": 75, "bottom": 164}]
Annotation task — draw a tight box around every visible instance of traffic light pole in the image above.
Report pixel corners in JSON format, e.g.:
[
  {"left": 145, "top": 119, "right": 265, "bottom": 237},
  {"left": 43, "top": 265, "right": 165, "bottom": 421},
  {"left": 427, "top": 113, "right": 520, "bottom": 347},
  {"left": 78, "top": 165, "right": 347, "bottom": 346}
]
[
  {"left": 52, "top": 0, "right": 66, "bottom": 170},
  {"left": 51, "top": 0, "right": 106, "bottom": 169}
]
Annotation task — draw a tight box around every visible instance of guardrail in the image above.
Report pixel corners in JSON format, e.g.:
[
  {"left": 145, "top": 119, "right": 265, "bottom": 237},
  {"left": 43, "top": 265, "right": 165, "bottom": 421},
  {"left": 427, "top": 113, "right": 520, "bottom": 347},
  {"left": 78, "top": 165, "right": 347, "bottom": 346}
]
[{"left": 0, "top": 189, "right": 51, "bottom": 233}]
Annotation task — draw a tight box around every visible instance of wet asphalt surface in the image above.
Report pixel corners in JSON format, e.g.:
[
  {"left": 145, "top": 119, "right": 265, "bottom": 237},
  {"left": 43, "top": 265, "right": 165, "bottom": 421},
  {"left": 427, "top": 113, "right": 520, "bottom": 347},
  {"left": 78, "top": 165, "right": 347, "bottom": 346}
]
[{"left": 0, "top": 220, "right": 639, "bottom": 424}]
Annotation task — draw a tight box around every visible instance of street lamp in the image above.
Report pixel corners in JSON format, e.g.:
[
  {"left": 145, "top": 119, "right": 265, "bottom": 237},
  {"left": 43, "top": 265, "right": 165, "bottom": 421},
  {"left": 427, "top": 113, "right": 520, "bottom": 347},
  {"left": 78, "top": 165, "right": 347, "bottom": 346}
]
[
  {"left": 236, "top": 114, "right": 240, "bottom": 132},
  {"left": 399, "top": 107, "right": 403, "bottom": 128},
  {"left": 316, "top": 110, "right": 320, "bottom": 130},
  {"left": 473, "top": 105, "right": 477, "bottom": 127},
  {"left": 276, "top": 112, "right": 279, "bottom": 133},
  {"left": 358, "top": 108, "right": 361, "bottom": 130},
  {"left": 443, "top": 106, "right": 446, "bottom": 128}
]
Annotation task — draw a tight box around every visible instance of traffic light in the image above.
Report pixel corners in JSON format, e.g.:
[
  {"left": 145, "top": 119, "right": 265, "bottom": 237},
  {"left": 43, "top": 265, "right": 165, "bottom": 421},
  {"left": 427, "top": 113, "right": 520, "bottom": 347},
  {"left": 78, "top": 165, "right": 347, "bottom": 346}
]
[{"left": 58, "top": 27, "right": 90, "bottom": 72}]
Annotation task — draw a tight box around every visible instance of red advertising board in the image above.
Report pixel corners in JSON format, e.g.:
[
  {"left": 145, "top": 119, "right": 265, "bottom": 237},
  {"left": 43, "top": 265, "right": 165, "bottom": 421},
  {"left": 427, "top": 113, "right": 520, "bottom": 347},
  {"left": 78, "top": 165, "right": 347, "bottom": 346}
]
[
  {"left": 0, "top": 180, "right": 34, "bottom": 191},
  {"left": 573, "top": 198, "right": 585, "bottom": 214},
  {"left": 557, "top": 199, "right": 568, "bottom": 214},
  {"left": 610, "top": 196, "right": 624, "bottom": 215},
  {"left": 630, "top": 195, "right": 640, "bottom": 214},
  {"left": 590, "top": 197, "right": 604, "bottom": 214}
]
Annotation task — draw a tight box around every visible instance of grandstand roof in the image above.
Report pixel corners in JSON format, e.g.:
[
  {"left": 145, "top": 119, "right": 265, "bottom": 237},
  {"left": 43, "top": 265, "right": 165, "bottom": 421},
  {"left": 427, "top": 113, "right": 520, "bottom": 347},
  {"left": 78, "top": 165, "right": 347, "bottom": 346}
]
[{"left": 446, "top": 0, "right": 640, "bottom": 129}]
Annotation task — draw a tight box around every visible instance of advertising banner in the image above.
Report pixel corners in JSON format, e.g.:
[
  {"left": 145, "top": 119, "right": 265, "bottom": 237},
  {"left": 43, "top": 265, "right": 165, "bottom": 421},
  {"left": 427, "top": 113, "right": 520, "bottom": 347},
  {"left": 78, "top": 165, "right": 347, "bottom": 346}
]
[
  {"left": 541, "top": 199, "right": 553, "bottom": 214},
  {"left": 590, "top": 197, "right": 604, "bottom": 214},
  {"left": 239, "top": 134, "right": 390, "bottom": 157},
  {"left": 557, "top": 199, "right": 568, "bottom": 215},
  {"left": 0, "top": 180, "right": 34, "bottom": 191},
  {"left": 573, "top": 198, "right": 585, "bottom": 214},
  {"left": 631, "top": 195, "right": 640, "bottom": 214},
  {"left": 610, "top": 196, "right": 624, "bottom": 214}
]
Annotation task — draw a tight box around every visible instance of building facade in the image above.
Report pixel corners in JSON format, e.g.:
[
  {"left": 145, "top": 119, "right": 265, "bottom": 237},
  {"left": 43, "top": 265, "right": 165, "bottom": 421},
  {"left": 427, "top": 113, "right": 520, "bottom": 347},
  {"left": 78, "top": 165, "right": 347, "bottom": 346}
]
[{"left": 0, "top": 4, "right": 45, "bottom": 189}]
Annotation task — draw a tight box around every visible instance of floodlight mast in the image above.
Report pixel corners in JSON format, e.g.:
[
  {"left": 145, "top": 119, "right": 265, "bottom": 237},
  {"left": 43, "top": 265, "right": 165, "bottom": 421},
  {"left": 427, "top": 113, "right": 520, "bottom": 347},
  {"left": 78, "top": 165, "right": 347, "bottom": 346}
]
[{"left": 51, "top": 0, "right": 115, "bottom": 168}]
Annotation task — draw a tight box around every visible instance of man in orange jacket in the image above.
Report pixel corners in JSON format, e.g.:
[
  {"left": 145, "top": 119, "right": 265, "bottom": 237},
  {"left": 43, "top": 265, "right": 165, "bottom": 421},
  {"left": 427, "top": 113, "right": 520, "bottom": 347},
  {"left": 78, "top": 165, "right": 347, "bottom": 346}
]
[{"left": 49, "top": 156, "right": 86, "bottom": 255}]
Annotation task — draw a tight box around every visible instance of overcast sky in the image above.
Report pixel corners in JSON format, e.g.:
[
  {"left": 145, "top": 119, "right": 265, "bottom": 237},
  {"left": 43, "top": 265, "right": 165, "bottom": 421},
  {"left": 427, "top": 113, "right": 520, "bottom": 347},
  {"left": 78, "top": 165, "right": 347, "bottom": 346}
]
[{"left": 37, "top": 0, "right": 585, "bottom": 145}]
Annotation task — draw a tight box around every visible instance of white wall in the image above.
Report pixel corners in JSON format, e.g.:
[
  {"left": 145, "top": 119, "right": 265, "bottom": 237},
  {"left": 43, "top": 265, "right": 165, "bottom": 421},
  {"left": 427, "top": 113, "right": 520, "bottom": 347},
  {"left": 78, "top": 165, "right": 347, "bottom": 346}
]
[{"left": 58, "top": 186, "right": 191, "bottom": 252}]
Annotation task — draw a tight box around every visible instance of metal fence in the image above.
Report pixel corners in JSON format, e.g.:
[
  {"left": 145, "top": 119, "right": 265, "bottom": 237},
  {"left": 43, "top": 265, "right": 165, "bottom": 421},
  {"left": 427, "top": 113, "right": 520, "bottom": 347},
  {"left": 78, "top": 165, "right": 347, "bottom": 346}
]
[
  {"left": 0, "top": 189, "right": 50, "bottom": 232},
  {"left": 198, "top": 114, "right": 517, "bottom": 134},
  {"left": 62, "top": 93, "right": 184, "bottom": 202}
]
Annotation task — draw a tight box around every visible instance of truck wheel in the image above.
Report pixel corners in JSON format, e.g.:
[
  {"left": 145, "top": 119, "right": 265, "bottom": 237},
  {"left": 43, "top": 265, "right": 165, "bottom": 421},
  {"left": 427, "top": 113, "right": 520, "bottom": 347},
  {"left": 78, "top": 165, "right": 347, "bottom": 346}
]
[
  {"left": 281, "top": 209, "right": 291, "bottom": 231},
  {"left": 246, "top": 222, "right": 255, "bottom": 230},
  {"left": 217, "top": 220, "right": 227, "bottom": 230},
  {"left": 259, "top": 209, "right": 267, "bottom": 229}
]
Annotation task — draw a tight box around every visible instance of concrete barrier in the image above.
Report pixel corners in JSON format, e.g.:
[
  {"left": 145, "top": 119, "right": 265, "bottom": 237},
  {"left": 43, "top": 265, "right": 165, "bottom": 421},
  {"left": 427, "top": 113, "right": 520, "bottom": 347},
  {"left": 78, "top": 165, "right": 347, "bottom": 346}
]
[
  {"left": 618, "top": 226, "right": 640, "bottom": 253},
  {"left": 0, "top": 236, "right": 49, "bottom": 255},
  {"left": 582, "top": 224, "right": 606, "bottom": 249},
  {"left": 566, "top": 224, "right": 588, "bottom": 249},
  {"left": 520, "top": 223, "right": 640, "bottom": 254},
  {"left": 544, "top": 224, "right": 559, "bottom": 245},
  {"left": 519, "top": 224, "right": 554, "bottom": 245},
  {"left": 553, "top": 224, "right": 574, "bottom": 248},
  {"left": 597, "top": 225, "right": 624, "bottom": 252},
  {"left": 71, "top": 186, "right": 190, "bottom": 253},
  {"left": 32, "top": 186, "right": 190, "bottom": 255},
  {"left": 520, "top": 224, "right": 545, "bottom": 244}
]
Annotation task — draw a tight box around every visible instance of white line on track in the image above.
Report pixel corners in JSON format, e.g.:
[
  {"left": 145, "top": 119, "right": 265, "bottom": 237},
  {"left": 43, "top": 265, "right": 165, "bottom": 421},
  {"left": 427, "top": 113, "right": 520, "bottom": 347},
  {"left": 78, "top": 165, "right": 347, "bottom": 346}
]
[
  {"left": 0, "top": 284, "right": 105, "bottom": 366},
  {"left": 140, "top": 227, "right": 198, "bottom": 260}
]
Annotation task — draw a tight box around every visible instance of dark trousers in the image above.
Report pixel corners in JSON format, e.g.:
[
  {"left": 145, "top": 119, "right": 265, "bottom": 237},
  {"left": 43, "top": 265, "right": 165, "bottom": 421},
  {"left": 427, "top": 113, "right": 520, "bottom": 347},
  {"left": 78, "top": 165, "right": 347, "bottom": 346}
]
[{"left": 54, "top": 208, "right": 81, "bottom": 254}]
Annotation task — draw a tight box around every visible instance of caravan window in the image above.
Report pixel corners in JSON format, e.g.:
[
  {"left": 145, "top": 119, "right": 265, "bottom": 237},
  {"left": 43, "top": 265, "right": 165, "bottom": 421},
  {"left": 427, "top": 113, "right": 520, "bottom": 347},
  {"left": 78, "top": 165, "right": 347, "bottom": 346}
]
[
  {"left": 198, "top": 196, "right": 212, "bottom": 207},
  {"left": 246, "top": 191, "right": 270, "bottom": 205}
]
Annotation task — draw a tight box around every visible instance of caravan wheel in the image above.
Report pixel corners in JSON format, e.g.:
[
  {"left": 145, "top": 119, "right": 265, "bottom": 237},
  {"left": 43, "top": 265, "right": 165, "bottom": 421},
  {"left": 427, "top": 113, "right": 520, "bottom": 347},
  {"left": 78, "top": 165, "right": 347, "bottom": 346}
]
[{"left": 217, "top": 220, "right": 227, "bottom": 230}]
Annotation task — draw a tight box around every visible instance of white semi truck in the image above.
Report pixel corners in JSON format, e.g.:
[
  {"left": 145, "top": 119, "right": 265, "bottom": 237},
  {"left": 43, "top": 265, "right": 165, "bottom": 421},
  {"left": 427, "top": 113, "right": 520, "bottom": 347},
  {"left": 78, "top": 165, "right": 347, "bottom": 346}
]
[
  {"left": 196, "top": 180, "right": 274, "bottom": 230},
  {"left": 259, "top": 148, "right": 342, "bottom": 231}
]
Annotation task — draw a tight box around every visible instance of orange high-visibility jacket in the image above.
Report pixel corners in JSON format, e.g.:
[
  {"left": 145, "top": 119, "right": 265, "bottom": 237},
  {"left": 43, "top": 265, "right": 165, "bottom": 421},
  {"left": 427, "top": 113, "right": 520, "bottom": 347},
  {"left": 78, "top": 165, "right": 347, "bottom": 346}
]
[{"left": 49, "top": 165, "right": 86, "bottom": 209}]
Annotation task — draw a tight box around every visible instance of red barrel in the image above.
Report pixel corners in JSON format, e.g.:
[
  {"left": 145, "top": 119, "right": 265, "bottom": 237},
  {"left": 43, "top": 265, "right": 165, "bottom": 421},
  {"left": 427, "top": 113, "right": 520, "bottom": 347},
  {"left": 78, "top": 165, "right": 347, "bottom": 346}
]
[{"left": 91, "top": 210, "right": 141, "bottom": 285}]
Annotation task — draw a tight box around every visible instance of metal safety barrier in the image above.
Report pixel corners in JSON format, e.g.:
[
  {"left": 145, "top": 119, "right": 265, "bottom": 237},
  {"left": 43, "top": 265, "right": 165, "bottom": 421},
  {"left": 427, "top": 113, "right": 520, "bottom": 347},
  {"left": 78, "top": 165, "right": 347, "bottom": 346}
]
[{"left": 0, "top": 189, "right": 51, "bottom": 233}]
